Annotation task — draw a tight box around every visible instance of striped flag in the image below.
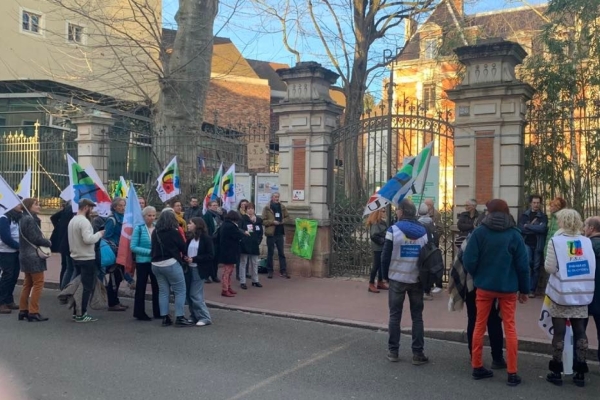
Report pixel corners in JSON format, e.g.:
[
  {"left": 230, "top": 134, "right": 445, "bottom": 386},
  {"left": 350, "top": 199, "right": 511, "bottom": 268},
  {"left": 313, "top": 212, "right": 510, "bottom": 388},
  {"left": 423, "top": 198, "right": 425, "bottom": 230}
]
[
  {"left": 203, "top": 163, "right": 223, "bottom": 213},
  {"left": 364, "top": 142, "right": 433, "bottom": 216},
  {"left": 117, "top": 184, "right": 144, "bottom": 274},
  {"left": 114, "top": 176, "right": 129, "bottom": 199},
  {"left": 220, "top": 164, "right": 236, "bottom": 211},
  {"left": 156, "top": 156, "right": 180, "bottom": 203}
]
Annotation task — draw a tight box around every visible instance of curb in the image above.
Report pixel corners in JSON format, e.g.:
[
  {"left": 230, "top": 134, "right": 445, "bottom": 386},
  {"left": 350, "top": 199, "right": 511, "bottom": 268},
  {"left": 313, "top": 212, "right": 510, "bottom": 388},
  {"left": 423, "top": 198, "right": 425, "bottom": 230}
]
[{"left": 21, "top": 281, "right": 599, "bottom": 360}]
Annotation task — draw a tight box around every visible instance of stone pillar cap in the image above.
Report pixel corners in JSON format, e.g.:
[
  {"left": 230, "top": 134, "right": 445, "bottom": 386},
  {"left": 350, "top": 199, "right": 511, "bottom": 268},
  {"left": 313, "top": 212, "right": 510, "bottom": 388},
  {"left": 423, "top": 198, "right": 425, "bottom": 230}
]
[{"left": 454, "top": 40, "right": 528, "bottom": 64}]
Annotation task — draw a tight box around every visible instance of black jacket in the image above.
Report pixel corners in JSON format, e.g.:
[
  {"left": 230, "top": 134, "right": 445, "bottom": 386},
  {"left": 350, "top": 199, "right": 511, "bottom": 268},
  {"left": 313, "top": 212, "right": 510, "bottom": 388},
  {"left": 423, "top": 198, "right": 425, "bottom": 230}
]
[
  {"left": 240, "top": 215, "right": 264, "bottom": 255},
  {"left": 151, "top": 228, "right": 187, "bottom": 266},
  {"left": 457, "top": 211, "right": 479, "bottom": 237},
  {"left": 218, "top": 220, "right": 245, "bottom": 264},
  {"left": 51, "top": 204, "right": 74, "bottom": 254},
  {"left": 183, "top": 206, "right": 203, "bottom": 223},
  {"left": 186, "top": 234, "right": 214, "bottom": 279}
]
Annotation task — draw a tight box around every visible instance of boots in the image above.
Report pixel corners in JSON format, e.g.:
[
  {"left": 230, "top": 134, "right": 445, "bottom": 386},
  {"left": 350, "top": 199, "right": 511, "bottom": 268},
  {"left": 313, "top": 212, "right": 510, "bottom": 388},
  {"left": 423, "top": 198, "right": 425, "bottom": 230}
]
[
  {"left": 0, "top": 304, "right": 12, "bottom": 314},
  {"left": 376, "top": 281, "right": 389, "bottom": 290},
  {"left": 221, "top": 290, "right": 235, "bottom": 297},
  {"left": 573, "top": 361, "right": 589, "bottom": 387},
  {"left": 228, "top": 287, "right": 237, "bottom": 295},
  {"left": 368, "top": 283, "right": 380, "bottom": 293},
  {"left": 546, "top": 360, "right": 563, "bottom": 386},
  {"left": 18, "top": 310, "right": 28, "bottom": 321},
  {"left": 161, "top": 315, "right": 173, "bottom": 327}
]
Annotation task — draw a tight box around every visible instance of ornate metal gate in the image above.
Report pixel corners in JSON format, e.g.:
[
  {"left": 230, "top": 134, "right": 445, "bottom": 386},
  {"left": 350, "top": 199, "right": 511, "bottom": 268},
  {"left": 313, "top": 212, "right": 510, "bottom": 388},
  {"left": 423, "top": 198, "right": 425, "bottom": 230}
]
[{"left": 328, "top": 99, "right": 455, "bottom": 276}]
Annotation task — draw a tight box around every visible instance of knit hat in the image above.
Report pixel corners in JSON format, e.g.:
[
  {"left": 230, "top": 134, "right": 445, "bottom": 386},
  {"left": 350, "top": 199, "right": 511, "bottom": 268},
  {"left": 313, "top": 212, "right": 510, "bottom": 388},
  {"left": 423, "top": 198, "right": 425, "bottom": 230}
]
[{"left": 418, "top": 203, "right": 429, "bottom": 216}]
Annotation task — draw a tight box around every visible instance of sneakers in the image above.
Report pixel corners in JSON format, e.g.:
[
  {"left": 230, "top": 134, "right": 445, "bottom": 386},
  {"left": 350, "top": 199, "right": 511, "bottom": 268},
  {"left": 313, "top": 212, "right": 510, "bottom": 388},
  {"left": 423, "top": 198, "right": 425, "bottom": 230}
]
[
  {"left": 423, "top": 293, "right": 434, "bottom": 301},
  {"left": 491, "top": 358, "right": 507, "bottom": 370},
  {"left": 387, "top": 352, "right": 399, "bottom": 362},
  {"left": 507, "top": 373, "right": 522, "bottom": 387},
  {"left": 412, "top": 353, "right": 429, "bottom": 366},
  {"left": 280, "top": 272, "right": 291, "bottom": 279},
  {"left": 0, "top": 304, "right": 12, "bottom": 314},
  {"left": 472, "top": 367, "right": 494, "bottom": 380},
  {"left": 196, "top": 320, "right": 207, "bottom": 327},
  {"left": 74, "top": 314, "right": 98, "bottom": 323},
  {"left": 431, "top": 287, "right": 442, "bottom": 294}
]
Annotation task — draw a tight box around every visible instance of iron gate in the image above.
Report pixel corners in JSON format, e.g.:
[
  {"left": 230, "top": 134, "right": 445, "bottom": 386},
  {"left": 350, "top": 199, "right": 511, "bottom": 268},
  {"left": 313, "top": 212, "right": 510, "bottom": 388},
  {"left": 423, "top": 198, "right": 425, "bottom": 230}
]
[{"left": 328, "top": 99, "right": 455, "bottom": 277}]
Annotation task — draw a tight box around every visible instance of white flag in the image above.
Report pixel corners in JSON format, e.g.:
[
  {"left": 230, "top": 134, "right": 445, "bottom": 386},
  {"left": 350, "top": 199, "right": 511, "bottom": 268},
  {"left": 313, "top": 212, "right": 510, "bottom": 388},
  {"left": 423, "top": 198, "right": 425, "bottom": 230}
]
[
  {"left": 0, "top": 175, "right": 22, "bottom": 217},
  {"left": 156, "top": 156, "right": 180, "bottom": 203},
  {"left": 16, "top": 168, "right": 32, "bottom": 199}
]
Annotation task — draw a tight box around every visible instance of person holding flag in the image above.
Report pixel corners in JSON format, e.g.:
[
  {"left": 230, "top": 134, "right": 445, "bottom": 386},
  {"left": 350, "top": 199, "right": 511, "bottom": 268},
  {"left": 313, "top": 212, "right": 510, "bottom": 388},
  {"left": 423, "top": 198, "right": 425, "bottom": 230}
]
[{"left": 0, "top": 176, "right": 23, "bottom": 314}]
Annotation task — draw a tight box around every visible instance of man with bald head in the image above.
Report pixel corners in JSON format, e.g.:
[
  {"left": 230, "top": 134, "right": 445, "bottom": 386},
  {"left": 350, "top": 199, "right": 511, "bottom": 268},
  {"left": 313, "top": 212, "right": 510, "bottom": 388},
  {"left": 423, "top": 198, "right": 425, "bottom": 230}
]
[{"left": 583, "top": 216, "right": 600, "bottom": 365}]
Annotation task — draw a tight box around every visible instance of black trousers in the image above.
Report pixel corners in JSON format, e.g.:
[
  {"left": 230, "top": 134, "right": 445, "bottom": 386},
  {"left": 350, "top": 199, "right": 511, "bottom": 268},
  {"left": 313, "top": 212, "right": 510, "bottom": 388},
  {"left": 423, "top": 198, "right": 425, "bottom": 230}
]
[
  {"left": 266, "top": 235, "right": 287, "bottom": 273},
  {"left": 466, "top": 288, "right": 504, "bottom": 361},
  {"left": 0, "top": 252, "right": 20, "bottom": 305},
  {"left": 369, "top": 251, "right": 383, "bottom": 284},
  {"left": 73, "top": 260, "right": 97, "bottom": 315},
  {"left": 105, "top": 265, "right": 124, "bottom": 307},
  {"left": 133, "top": 262, "right": 160, "bottom": 319}
]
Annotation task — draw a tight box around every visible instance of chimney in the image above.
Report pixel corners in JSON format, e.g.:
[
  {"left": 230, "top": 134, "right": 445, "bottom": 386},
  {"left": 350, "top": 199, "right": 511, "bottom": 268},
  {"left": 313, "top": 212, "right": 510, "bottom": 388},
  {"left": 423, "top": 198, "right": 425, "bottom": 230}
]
[
  {"left": 404, "top": 17, "right": 417, "bottom": 40},
  {"left": 452, "top": 0, "right": 464, "bottom": 16}
]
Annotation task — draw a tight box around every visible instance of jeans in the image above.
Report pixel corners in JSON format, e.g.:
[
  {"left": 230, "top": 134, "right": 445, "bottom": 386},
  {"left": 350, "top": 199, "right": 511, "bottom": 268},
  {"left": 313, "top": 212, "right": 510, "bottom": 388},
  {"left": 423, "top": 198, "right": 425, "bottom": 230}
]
[
  {"left": 369, "top": 251, "right": 383, "bottom": 284},
  {"left": 59, "top": 253, "right": 75, "bottom": 290},
  {"left": 525, "top": 244, "right": 543, "bottom": 293},
  {"left": 239, "top": 254, "right": 259, "bottom": 284},
  {"left": 472, "top": 289, "right": 518, "bottom": 374},
  {"left": 19, "top": 272, "right": 44, "bottom": 314},
  {"left": 388, "top": 280, "right": 425, "bottom": 354},
  {"left": 152, "top": 261, "right": 186, "bottom": 317},
  {"left": 0, "top": 252, "right": 20, "bottom": 305},
  {"left": 267, "top": 235, "right": 287, "bottom": 273},
  {"left": 73, "top": 260, "right": 97, "bottom": 316},
  {"left": 465, "top": 288, "right": 504, "bottom": 361},
  {"left": 133, "top": 262, "right": 160, "bottom": 319},
  {"left": 188, "top": 267, "right": 211, "bottom": 323},
  {"left": 105, "top": 265, "right": 124, "bottom": 307}
]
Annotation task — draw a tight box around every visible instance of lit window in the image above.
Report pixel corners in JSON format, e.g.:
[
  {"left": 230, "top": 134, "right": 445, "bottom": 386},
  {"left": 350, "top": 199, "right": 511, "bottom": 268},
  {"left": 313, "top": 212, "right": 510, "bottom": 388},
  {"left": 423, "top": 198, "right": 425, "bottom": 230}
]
[
  {"left": 423, "top": 84, "right": 436, "bottom": 110},
  {"left": 423, "top": 38, "right": 438, "bottom": 60},
  {"left": 22, "top": 11, "right": 41, "bottom": 34},
  {"left": 68, "top": 23, "right": 84, "bottom": 43}
]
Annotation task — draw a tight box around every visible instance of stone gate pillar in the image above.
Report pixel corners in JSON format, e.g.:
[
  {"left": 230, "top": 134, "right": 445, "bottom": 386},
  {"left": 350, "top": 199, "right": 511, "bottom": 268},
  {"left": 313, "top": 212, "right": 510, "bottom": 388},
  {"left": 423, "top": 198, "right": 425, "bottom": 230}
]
[
  {"left": 446, "top": 40, "right": 534, "bottom": 221},
  {"left": 273, "top": 62, "right": 344, "bottom": 277},
  {"left": 71, "top": 111, "right": 114, "bottom": 186}
]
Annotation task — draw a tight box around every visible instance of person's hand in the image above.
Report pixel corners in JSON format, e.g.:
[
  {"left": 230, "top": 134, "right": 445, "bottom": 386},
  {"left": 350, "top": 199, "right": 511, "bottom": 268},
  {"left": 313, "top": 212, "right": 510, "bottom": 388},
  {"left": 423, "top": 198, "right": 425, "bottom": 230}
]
[
  {"left": 273, "top": 221, "right": 280, "bottom": 225},
  {"left": 244, "top": 231, "right": 251, "bottom": 236},
  {"left": 518, "top": 293, "right": 528, "bottom": 304},
  {"left": 99, "top": 230, "right": 105, "bottom": 237}
]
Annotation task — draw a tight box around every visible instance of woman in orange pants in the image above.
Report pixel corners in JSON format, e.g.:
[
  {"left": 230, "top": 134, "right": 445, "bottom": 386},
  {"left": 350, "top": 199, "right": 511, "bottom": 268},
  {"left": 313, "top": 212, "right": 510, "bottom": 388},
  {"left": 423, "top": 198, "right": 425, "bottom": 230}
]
[{"left": 462, "top": 199, "right": 530, "bottom": 386}]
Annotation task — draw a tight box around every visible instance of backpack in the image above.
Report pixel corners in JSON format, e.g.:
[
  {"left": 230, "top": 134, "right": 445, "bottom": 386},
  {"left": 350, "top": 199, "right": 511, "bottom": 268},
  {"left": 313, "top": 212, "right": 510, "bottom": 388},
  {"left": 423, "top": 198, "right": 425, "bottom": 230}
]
[{"left": 417, "top": 225, "right": 445, "bottom": 289}]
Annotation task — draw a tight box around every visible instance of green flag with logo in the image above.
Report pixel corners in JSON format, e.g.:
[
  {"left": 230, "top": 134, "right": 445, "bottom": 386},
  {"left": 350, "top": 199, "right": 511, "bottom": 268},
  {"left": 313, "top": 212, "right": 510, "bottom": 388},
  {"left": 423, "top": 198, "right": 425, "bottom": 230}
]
[{"left": 291, "top": 219, "right": 318, "bottom": 260}]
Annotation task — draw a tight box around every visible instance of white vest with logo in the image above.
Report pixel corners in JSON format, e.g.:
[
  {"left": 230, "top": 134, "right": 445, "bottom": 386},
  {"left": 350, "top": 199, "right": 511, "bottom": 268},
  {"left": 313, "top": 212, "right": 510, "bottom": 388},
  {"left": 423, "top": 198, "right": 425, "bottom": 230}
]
[
  {"left": 0, "top": 215, "right": 19, "bottom": 253},
  {"left": 386, "top": 224, "right": 428, "bottom": 284},
  {"left": 546, "top": 234, "right": 596, "bottom": 306}
]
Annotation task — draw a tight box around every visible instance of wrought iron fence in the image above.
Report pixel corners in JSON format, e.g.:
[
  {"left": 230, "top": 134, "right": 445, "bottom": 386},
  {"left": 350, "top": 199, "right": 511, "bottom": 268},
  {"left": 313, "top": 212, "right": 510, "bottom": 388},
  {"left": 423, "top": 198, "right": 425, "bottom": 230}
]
[
  {"left": 328, "top": 96, "right": 455, "bottom": 277},
  {"left": 524, "top": 97, "right": 600, "bottom": 217},
  {"left": 0, "top": 126, "right": 77, "bottom": 208}
]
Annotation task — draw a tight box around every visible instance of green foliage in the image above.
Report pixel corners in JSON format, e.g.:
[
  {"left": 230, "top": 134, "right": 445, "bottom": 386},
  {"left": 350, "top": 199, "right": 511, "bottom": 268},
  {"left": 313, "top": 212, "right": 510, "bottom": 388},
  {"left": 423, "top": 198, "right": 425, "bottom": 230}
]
[{"left": 522, "top": 0, "right": 600, "bottom": 215}]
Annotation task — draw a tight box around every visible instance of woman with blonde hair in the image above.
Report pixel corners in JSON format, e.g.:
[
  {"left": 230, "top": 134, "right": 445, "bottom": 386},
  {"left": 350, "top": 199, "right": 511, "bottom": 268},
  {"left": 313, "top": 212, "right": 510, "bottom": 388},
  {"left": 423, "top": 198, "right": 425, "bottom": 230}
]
[
  {"left": 367, "top": 209, "right": 389, "bottom": 293},
  {"left": 544, "top": 208, "right": 596, "bottom": 387}
]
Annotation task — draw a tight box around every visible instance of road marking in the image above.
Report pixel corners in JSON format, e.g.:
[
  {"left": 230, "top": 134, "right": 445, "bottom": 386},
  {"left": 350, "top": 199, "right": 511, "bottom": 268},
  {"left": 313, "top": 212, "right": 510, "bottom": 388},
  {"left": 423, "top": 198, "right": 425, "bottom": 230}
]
[{"left": 225, "top": 338, "right": 358, "bottom": 400}]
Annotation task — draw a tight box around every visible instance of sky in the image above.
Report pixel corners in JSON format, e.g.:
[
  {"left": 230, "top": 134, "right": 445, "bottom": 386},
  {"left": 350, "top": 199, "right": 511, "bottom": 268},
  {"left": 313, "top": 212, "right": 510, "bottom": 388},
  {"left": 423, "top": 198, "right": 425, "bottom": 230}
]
[{"left": 162, "top": 0, "right": 548, "bottom": 102}]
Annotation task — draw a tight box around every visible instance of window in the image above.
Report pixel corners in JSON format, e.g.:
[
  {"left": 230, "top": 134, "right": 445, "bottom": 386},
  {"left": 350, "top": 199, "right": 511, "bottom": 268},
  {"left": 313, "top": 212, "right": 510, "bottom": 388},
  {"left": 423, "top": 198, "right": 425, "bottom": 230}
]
[
  {"left": 68, "top": 23, "right": 84, "bottom": 43},
  {"left": 423, "top": 38, "right": 438, "bottom": 60},
  {"left": 422, "top": 84, "right": 436, "bottom": 111},
  {"left": 22, "top": 10, "right": 41, "bottom": 34}
]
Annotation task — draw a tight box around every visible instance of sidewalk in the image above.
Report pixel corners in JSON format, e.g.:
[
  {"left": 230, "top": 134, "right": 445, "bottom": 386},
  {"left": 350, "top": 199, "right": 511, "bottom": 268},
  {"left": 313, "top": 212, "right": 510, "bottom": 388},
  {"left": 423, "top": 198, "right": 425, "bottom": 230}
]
[{"left": 40, "top": 255, "right": 598, "bottom": 355}]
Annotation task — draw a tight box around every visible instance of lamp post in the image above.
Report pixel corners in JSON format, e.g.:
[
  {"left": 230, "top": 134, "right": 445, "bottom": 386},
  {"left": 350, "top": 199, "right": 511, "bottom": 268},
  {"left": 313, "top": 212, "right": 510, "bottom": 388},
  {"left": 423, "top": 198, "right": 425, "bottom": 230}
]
[{"left": 383, "top": 48, "right": 398, "bottom": 225}]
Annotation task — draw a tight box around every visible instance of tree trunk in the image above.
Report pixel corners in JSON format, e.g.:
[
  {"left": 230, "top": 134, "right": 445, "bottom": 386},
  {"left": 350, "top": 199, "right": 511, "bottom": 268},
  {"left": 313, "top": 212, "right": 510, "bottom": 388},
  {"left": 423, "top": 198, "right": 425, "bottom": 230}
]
[{"left": 154, "top": 0, "right": 219, "bottom": 200}]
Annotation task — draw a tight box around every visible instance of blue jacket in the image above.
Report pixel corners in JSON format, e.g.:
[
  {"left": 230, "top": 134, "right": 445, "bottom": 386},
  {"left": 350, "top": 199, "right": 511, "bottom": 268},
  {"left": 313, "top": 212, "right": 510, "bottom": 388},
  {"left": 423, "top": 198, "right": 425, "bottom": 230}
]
[
  {"left": 589, "top": 236, "right": 600, "bottom": 316},
  {"left": 463, "top": 212, "right": 530, "bottom": 294},
  {"left": 104, "top": 212, "right": 124, "bottom": 246},
  {"left": 518, "top": 208, "right": 548, "bottom": 253},
  {"left": 130, "top": 224, "right": 153, "bottom": 264}
]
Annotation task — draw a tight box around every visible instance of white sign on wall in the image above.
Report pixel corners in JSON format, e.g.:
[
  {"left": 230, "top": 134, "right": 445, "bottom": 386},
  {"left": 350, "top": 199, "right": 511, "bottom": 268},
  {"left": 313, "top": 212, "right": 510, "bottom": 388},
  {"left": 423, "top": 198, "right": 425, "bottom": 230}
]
[
  {"left": 235, "top": 173, "right": 252, "bottom": 204},
  {"left": 255, "top": 173, "right": 279, "bottom": 214}
]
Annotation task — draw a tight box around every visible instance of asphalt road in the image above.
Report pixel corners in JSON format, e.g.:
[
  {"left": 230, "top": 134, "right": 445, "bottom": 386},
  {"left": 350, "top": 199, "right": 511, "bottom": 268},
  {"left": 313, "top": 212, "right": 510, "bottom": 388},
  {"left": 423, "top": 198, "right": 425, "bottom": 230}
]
[{"left": 0, "top": 290, "right": 599, "bottom": 400}]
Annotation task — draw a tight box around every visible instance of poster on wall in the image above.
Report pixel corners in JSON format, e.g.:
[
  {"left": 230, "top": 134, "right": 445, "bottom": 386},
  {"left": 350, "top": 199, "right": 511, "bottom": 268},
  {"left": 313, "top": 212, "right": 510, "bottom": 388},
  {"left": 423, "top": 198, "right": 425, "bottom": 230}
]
[
  {"left": 235, "top": 173, "right": 252, "bottom": 204},
  {"left": 404, "top": 156, "right": 439, "bottom": 209},
  {"left": 255, "top": 173, "right": 279, "bottom": 213}
]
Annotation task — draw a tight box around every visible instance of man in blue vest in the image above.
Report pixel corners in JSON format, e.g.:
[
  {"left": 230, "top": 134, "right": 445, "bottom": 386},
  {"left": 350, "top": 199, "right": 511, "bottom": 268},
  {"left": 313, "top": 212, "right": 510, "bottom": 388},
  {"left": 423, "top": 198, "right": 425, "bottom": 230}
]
[{"left": 382, "top": 198, "right": 429, "bottom": 365}]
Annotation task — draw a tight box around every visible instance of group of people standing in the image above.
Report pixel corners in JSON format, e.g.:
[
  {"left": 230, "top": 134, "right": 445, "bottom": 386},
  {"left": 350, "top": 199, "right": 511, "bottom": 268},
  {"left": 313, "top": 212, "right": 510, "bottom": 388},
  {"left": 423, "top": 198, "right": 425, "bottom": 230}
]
[
  {"left": 0, "top": 191, "right": 291, "bottom": 328},
  {"left": 382, "top": 195, "right": 599, "bottom": 389}
]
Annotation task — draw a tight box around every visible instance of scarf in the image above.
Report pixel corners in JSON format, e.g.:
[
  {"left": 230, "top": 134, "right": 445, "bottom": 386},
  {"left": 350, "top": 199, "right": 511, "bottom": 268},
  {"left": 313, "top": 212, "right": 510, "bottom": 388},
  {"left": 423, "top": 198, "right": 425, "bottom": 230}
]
[{"left": 447, "top": 236, "right": 474, "bottom": 312}]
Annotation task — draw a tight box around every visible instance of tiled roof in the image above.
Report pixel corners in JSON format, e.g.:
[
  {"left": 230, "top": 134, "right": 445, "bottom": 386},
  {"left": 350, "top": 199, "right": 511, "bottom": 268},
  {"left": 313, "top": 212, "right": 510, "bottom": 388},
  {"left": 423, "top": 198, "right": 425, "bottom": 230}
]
[
  {"left": 246, "top": 59, "right": 289, "bottom": 92},
  {"left": 397, "top": 1, "right": 547, "bottom": 62},
  {"left": 162, "top": 29, "right": 260, "bottom": 79}
]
